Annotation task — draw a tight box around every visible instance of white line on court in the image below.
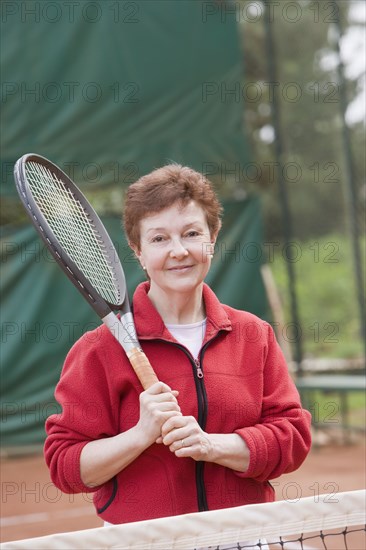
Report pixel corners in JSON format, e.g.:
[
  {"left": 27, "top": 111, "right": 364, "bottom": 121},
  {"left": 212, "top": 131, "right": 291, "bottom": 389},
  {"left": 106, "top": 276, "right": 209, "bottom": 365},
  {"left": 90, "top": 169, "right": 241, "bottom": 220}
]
[{"left": 1, "top": 506, "right": 95, "bottom": 527}]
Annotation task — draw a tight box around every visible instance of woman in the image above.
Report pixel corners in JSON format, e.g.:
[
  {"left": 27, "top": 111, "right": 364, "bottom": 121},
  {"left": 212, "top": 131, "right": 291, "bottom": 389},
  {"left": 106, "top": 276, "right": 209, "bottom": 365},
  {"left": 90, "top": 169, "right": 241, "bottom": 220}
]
[{"left": 44, "top": 164, "right": 311, "bottom": 526}]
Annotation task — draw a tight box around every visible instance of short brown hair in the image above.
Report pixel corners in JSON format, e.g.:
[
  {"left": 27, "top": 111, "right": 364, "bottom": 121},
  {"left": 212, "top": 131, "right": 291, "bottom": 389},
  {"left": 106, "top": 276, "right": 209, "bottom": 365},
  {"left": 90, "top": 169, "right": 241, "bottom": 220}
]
[{"left": 123, "top": 164, "right": 223, "bottom": 249}]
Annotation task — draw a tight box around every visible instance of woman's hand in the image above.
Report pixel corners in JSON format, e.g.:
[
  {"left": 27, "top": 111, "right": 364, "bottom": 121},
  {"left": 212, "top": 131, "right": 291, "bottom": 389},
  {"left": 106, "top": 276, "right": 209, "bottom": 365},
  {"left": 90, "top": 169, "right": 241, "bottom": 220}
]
[
  {"left": 160, "top": 415, "right": 212, "bottom": 461},
  {"left": 160, "top": 415, "right": 250, "bottom": 472},
  {"left": 135, "top": 382, "right": 182, "bottom": 447},
  {"left": 80, "top": 382, "right": 181, "bottom": 488}
]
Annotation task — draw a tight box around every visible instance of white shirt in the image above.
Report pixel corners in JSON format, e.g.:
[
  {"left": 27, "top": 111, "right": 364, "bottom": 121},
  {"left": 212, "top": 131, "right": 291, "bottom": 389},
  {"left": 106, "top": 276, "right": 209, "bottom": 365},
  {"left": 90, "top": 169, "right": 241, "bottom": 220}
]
[{"left": 165, "top": 318, "right": 207, "bottom": 359}]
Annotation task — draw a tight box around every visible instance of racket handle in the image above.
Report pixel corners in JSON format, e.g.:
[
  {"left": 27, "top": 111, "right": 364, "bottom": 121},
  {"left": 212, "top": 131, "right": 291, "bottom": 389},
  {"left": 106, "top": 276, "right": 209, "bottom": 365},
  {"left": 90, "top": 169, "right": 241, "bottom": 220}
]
[{"left": 127, "top": 348, "right": 159, "bottom": 390}]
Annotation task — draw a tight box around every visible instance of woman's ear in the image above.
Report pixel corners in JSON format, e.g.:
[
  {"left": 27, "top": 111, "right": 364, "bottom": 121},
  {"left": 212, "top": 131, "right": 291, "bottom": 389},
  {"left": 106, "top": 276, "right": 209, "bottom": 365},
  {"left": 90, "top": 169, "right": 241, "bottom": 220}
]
[
  {"left": 129, "top": 241, "right": 139, "bottom": 256},
  {"left": 209, "top": 225, "right": 221, "bottom": 257},
  {"left": 206, "top": 238, "right": 216, "bottom": 259},
  {"left": 129, "top": 242, "right": 143, "bottom": 266},
  {"left": 210, "top": 226, "right": 220, "bottom": 247},
  {"left": 211, "top": 220, "right": 221, "bottom": 242}
]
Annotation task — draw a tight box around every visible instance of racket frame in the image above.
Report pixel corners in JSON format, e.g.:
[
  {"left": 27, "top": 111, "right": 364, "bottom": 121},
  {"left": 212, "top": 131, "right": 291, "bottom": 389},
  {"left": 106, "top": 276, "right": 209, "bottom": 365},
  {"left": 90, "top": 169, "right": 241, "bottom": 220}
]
[
  {"left": 14, "top": 154, "right": 127, "bottom": 319},
  {"left": 13, "top": 154, "right": 160, "bottom": 381}
]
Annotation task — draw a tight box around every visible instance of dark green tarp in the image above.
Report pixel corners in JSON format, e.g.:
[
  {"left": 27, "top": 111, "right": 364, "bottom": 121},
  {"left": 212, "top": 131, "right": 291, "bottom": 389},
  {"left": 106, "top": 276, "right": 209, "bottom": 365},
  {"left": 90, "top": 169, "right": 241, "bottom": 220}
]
[
  {"left": 1, "top": 198, "right": 268, "bottom": 447},
  {"left": 1, "top": 1, "right": 268, "bottom": 448},
  {"left": 1, "top": 0, "right": 250, "bottom": 195}
]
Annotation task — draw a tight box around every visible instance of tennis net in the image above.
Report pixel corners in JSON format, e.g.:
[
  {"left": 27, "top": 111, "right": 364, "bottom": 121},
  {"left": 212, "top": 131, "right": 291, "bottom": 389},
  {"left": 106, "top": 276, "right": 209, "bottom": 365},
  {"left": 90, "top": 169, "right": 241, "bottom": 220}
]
[{"left": 1, "top": 490, "right": 365, "bottom": 550}]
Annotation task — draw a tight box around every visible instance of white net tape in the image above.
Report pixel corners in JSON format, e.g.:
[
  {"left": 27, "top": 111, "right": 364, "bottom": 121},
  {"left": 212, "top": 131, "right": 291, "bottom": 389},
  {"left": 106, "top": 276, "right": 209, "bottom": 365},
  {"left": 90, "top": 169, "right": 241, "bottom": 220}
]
[
  {"left": 1, "top": 490, "right": 365, "bottom": 550},
  {"left": 25, "top": 162, "right": 122, "bottom": 305}
]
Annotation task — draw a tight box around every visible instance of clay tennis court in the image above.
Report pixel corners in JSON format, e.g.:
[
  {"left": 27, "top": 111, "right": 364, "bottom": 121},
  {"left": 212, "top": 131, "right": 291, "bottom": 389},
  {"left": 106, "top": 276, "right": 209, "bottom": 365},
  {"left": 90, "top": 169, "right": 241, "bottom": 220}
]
[{"left": 1, "top": 434, "right": 365, "bottom": 545}]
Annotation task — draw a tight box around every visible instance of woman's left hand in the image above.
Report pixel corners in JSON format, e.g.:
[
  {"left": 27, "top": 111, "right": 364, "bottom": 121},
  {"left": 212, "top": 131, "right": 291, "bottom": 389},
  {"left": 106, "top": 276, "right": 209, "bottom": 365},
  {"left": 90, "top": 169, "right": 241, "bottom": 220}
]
[
  {"left": 159, "top": 415, "right": 212, "bottom": 461},
  {"left": 159, "top": 415, "right": 250, "bottom": 472}
]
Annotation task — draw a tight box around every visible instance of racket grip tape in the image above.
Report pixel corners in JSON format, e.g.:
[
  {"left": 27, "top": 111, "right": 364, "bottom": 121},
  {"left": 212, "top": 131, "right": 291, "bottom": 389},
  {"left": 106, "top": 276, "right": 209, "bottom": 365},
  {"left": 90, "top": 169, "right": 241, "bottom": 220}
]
[{"left": 127, "top": 348, "right": 159, "bottom": 390}]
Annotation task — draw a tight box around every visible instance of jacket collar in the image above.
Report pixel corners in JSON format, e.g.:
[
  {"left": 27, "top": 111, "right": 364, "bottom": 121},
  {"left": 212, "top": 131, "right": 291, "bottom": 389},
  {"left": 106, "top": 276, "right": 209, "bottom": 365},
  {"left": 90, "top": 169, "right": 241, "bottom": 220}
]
[{"left": 133, "top": 282, "right": 232, "bottom": 344}]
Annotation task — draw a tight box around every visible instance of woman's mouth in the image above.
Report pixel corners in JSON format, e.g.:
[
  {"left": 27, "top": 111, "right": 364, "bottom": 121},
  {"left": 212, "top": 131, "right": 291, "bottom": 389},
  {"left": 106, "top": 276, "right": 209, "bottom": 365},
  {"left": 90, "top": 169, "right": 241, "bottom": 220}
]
[{"left": 168, "top": 265, "right": 193, "bottom": 272}]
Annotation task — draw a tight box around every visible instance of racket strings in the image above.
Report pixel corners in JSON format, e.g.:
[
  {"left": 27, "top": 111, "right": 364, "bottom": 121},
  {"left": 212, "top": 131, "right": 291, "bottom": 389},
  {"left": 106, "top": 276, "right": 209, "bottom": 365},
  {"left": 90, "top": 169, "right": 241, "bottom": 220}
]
[{"left": 25, "top": 162, "right": 122, "bottom": 305}]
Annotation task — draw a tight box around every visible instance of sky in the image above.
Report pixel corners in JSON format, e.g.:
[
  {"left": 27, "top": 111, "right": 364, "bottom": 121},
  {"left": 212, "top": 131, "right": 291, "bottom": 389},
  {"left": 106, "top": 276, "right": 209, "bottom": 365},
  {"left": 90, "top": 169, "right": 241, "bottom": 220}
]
[{"left": 340, "top": 1, "right": 365, "bottom": 125}]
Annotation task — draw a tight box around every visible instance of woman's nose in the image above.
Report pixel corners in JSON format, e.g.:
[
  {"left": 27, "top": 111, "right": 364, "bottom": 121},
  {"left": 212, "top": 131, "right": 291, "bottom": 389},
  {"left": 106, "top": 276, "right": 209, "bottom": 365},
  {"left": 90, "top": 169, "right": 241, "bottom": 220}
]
[{"left": 169, "top": 238, "right": 188, "bottom": 258}]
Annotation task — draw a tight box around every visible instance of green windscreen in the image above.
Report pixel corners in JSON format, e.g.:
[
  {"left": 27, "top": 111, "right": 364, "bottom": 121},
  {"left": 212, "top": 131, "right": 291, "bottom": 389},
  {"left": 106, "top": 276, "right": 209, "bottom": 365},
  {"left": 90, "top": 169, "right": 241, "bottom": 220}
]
[{"left": 1, "top": 1, "right": 268, "bottom": 447}]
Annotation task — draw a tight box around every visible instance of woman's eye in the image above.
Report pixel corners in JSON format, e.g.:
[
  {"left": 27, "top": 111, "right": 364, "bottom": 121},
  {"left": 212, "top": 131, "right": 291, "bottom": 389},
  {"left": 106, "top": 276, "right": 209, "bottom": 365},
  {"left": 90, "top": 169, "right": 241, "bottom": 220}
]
[
  {"left": 186, "top": 231, "right": 199, "bottom": 238},
  {"left": 151, "top": 235, "right": 165, "bottom": 243}
]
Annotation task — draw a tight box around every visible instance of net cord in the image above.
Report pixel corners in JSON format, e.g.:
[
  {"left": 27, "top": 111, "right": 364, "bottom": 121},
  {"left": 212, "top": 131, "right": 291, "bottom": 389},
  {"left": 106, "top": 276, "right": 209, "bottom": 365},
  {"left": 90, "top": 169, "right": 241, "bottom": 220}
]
[{"left": 1, "top": 490, "right": 365, "bottom": 550}]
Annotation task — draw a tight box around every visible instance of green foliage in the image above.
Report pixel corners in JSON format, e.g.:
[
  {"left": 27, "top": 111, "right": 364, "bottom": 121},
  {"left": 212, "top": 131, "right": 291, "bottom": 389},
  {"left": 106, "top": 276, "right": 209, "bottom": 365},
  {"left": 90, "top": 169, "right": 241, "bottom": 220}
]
[
  {"left": 270, "top": 233, "right": 365, "bottom": 358},
  {"left": 237, "top": 1, "right": 365, "bottom": 362},
  {"left": 238, "top": 0, "right": 365, "bottom": 242}
]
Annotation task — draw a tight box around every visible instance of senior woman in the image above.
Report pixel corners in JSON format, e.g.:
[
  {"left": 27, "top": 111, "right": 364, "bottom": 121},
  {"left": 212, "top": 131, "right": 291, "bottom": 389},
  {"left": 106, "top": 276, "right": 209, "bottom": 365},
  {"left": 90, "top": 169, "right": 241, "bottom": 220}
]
[{"left": 45, "top": 164, "right": 311, "bottom": 526}]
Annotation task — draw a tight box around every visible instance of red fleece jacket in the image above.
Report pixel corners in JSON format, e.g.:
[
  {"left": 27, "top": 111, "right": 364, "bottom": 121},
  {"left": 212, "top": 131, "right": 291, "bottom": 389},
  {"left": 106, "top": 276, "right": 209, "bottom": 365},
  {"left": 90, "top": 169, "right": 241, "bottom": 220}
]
[{"left": 44, "top": 283, "right": 311, "bottom": 524}]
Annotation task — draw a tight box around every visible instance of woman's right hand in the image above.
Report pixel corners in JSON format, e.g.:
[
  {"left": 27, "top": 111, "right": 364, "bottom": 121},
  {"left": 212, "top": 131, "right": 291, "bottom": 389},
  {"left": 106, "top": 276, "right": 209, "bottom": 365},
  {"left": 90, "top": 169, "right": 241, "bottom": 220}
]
[
  {"left": 80, "top": 382, "right": 180, "bottom": 487},
  {"left": 135, "top": 382, "right": 181, "bottom": 447}
]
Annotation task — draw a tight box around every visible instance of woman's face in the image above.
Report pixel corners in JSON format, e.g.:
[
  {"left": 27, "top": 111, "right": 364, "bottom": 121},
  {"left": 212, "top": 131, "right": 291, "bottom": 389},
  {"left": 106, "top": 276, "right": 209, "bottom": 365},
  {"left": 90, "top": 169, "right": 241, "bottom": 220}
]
[{"left": 136, "top": 201, "right": 216, "bottom": 297}]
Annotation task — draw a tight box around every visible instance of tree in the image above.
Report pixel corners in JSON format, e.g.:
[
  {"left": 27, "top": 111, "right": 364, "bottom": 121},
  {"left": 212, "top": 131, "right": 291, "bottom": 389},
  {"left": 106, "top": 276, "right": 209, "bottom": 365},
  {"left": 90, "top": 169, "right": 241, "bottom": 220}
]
[{"left": 237, "top": 0, "right": 365, "bottom": 241}]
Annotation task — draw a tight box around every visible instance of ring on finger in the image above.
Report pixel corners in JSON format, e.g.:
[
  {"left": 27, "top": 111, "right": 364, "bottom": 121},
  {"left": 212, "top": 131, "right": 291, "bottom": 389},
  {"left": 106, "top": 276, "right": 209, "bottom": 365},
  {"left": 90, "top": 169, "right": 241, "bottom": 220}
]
[{"left": 181, "top": 439, "right": 185, "bottom": 448}]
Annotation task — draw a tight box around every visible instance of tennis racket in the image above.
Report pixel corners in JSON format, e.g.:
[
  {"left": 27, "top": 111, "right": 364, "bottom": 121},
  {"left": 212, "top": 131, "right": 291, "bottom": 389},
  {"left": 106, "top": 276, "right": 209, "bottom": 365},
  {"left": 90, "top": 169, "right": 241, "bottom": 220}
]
[{"left": 14, "top": 153, "right": 159, "bottom": 390}]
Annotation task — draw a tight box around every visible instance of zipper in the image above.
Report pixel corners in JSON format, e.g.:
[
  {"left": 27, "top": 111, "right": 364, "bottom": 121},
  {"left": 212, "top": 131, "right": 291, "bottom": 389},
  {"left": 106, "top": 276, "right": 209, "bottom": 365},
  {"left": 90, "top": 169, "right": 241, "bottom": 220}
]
[
  {"left": 161, "top": 341, "right": 208, "bottom": 431},
  {"left": 193, "top": 351, "right": 208, "bottom": 512},
  {"left": 194, "top": 358, "right": 204, "bottom": 379},
  {"left": 174, "top": 337, "right": 221, "bottom": 511},
  {"left": 144, "top": 334, "right": 222, "bottom": 512}
]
